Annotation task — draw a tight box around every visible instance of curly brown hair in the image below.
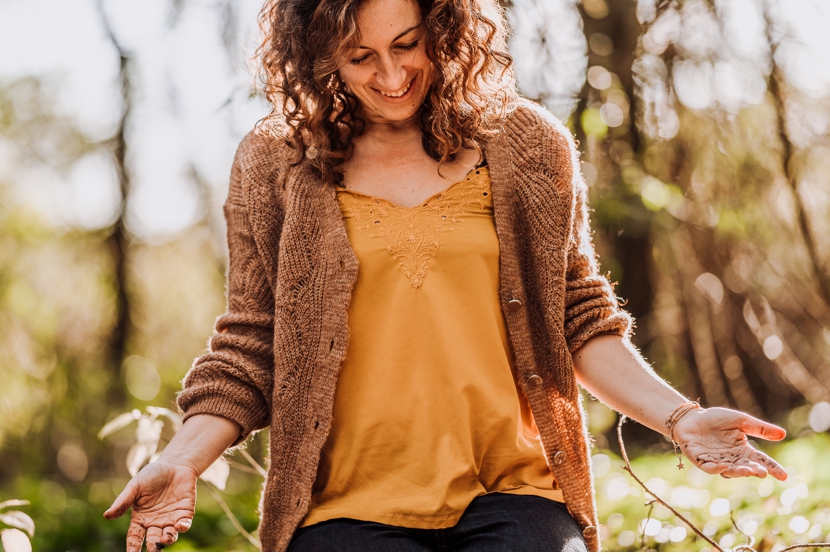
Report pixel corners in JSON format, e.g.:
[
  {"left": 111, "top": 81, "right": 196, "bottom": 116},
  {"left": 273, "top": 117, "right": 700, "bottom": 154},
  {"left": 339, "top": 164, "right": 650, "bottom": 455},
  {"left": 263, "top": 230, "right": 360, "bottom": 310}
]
[{"left": 255, "top": 0, "right": 517, "bottom": 183}]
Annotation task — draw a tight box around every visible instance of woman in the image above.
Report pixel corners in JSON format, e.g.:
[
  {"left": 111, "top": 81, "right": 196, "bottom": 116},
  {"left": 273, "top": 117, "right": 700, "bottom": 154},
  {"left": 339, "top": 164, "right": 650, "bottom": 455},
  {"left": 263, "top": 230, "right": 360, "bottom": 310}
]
[{"left": 105, "top": 0, "right": 788, "bottom": 551}]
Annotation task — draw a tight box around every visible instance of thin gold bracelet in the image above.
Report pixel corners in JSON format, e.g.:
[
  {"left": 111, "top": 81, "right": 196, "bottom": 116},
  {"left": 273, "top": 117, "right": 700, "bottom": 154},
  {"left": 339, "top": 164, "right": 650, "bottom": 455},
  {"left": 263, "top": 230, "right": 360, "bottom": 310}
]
[{"left": 665, "top": 399, "right": 701, "bottom": 469}]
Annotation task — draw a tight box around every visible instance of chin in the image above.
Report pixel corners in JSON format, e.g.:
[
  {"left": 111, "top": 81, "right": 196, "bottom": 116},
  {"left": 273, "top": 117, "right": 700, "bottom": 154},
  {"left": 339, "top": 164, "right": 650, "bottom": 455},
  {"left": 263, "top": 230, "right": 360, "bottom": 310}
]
[
  {"left": 379, "top": 105, "right": 421, "bottom": 123},
  {"left": 361, "top": 71, "right": 432, "bottom": 124}
]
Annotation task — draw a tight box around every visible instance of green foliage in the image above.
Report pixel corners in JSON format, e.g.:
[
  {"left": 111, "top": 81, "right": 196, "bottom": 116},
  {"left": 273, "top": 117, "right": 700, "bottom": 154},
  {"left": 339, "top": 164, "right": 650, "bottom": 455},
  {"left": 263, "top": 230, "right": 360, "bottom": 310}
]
[
  {"left": 582, "top": 108, "right": 609, "bottom": 138},
  {"left": 0, "top": 499, "right": 35, "bottom": 551},
  {"left": 5, "top": 472, "right": 262, "bottom": 551},
  {"left": 595, "top": 433, "right": 830, "bottom": 551},
  {"left": 5, "top": 433, "right": 829, "bottom": 551},
  {"left": 3, "top": 0, "right": 830, "bottom": 552}
]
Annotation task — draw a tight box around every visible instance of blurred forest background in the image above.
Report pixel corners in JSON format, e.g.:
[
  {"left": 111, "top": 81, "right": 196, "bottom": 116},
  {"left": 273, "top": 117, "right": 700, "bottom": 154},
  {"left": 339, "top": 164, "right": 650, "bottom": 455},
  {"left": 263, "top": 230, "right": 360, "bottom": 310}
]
[{"left": 1, "top": 0, "right": 829, "bottom": 552}]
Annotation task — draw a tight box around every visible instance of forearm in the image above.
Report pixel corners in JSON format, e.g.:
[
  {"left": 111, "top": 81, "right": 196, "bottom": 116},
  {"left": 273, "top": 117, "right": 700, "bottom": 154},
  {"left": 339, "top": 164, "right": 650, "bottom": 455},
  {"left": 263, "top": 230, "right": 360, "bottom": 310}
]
[
  {"left": 572, "top": 335, "right": 688, "bottom": 436},
  {"left": 156, "top": 414, "right": 241, "bottom": 474}
]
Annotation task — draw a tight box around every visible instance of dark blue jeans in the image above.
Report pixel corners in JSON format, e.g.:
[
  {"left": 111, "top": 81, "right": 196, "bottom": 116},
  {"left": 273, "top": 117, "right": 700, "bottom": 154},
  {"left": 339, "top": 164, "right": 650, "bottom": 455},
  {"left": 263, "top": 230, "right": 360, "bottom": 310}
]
[{"left": 287, "top": 493, "right": 587, "bottom": 552}]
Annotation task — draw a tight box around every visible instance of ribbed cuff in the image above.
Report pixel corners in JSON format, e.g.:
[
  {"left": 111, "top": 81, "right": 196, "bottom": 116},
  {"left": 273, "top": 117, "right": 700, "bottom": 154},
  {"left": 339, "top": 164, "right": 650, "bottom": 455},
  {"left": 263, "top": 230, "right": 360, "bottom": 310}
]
[
  {"left": 566, "top": 313, "right": 631, "bottom": 354},
  {"left": 178, "top": 387, "right": 270, "bottom": 447}
]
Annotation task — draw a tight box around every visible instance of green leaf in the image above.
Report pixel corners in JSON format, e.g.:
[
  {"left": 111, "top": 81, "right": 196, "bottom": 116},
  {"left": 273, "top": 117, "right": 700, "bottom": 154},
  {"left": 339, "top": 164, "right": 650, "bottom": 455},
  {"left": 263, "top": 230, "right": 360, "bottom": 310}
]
[
  {"left": 98, "top": 411, "right": 139, "bottom": 440},
  {"left": 200, "top": 459, "right": 230, "bottom": 491},
  {"left": 146, "top": 406, "right": 183, "bottom": 431},
  {"left": 0, "top": 500, "right": 29, "bottom": 511},
  {"left": 0, "top": 511, "right": 35, "bottom": 538},
  {"left": 1, "top": 528, "right": 32, "bottom": 552}
]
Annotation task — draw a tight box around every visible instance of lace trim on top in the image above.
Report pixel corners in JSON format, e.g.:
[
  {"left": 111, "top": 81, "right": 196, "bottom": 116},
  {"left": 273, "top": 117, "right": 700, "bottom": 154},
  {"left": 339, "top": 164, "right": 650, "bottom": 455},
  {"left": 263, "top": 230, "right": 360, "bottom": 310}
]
[{"left": 337, "top": 167, "right": 491, "bottom": 288}]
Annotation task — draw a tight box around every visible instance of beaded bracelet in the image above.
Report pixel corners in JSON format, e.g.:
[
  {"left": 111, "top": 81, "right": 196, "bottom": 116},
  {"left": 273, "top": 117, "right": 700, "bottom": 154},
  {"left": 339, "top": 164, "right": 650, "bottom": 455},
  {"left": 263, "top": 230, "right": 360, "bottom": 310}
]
[{"left": 665, "top": 399, "right": 701, "bottom": 469}]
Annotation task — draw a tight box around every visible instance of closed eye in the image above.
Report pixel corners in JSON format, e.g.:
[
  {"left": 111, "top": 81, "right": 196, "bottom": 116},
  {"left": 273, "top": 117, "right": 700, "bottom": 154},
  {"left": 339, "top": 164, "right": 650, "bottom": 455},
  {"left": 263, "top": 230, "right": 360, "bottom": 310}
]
[
  {"left": 396, "top": 40, "right": 419, "bottom": 51},
  {"left": 350, "top": 38, "right": 421, "bottom": 65}
]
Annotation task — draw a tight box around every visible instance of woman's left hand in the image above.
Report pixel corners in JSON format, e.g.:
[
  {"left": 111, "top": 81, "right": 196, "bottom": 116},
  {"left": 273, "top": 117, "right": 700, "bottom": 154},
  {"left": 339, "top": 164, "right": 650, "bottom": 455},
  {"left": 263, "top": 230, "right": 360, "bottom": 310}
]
[{"left": 672, "top": 407, "right": 788, "bottom": 480}]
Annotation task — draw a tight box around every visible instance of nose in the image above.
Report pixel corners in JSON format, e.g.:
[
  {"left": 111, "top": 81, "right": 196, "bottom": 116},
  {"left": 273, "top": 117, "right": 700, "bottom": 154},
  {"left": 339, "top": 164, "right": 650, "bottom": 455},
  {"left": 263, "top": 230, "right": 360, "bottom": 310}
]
[{"left": 375, "top": 54, "right": 408, "bottom": 91}]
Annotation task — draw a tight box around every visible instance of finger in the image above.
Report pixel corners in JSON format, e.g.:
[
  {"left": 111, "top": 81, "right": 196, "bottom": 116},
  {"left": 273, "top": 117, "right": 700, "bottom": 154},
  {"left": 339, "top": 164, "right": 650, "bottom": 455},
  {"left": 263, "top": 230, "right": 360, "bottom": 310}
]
[
  {"left": 729, "top": 457, "right": 767, "bottom": 478},
  {"left": 740, "top": 416, "right": 786, "bottom": 441},
  {"left": 739, "top": 456, "right": 769, "bottom": 478},
  {"left": 126, "top": 519, "right": 146, "bottom": 553},
  {"left": 175, "top": 518, "right": 193, "bottom": 533},
  {"left": 697, "top": 459, "right": 729, "bottom": 476},
  {"left": 146, "top": 526, "right": 164, "bottom": 552},
  {"left": 721, "top": 464, "right": 754, "bottom": 478},
  {"left": 105, "top": 481, "right": 139, "bottom": 520},
  {"left": 750, "top": 450, "right": 788, "bottom": 481},
  {"left": 162, "top": 526, "right": 179, "bottom": 546},
  {"left": 751, "top": 463, "right": 769, "bottom": 478}
]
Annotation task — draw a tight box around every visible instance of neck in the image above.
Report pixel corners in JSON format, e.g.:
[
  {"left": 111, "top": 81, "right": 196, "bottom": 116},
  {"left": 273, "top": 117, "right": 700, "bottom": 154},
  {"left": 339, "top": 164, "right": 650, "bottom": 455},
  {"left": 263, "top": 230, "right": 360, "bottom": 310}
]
[{"left": 358, "top": 109, "right": 422, "bottom": 143}]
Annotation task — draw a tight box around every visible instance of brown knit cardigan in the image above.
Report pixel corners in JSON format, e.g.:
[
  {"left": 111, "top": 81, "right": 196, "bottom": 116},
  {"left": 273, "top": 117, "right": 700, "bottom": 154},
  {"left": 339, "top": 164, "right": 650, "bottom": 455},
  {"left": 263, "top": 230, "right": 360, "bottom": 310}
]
[{"left": 178, "top": 99, "right": 631, "bottom": 552}]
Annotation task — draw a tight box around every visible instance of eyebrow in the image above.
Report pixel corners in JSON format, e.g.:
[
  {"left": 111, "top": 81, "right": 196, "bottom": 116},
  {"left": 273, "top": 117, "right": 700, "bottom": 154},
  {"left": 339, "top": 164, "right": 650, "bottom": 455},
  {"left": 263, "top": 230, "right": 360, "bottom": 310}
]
[{"left": 357, "top": 24, "right": 421, "bottom": 49}]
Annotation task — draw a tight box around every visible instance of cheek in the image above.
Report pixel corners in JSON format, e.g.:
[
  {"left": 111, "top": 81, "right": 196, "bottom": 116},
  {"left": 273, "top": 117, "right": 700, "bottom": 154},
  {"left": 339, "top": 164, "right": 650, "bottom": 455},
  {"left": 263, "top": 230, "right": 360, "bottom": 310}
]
[
  {"left": 338, "top": 64, "right": 373, "bottom": 94},
  {"left": 411, "top": 46, "right": 431, "bottom": 70},
  {"left": 412, "top": 49, "right": 433, "bottom": 84},
  {"left": 338, "top": 67, "right": 357, "bottom": 91},
  {"left": 418, "top": 56, "right": 434, "bottom": 89}
]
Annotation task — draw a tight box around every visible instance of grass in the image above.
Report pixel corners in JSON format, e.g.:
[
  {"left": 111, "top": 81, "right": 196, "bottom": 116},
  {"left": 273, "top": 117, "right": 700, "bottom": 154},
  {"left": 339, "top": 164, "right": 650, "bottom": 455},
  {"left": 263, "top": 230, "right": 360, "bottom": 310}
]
[{"left": 595, "top": 432, "right": 830, "bottom": 551}]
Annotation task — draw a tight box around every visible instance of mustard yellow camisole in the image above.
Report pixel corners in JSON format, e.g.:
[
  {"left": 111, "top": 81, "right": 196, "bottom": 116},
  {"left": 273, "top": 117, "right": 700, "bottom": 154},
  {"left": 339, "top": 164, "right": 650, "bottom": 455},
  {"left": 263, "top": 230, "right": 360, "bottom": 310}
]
[{"left": 300, "top": 166, "right": 564, "bottom": 529}]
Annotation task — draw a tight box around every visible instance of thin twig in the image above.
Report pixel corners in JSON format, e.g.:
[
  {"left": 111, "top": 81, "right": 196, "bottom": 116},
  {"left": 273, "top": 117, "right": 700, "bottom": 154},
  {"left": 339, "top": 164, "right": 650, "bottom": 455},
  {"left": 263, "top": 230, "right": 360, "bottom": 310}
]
[
  {"left": 227, "top": 461, "right": 260, "bottom": 475},
  {"left": 616, "top": 415, "right": 724, "bottom": 552},
  {"left": 781, "top": 543, "right": 830, "bottom": 552},
  {"left": 201, "top": 481, "right": 261, "bottom": 550},
  {"left": 640, "top": 502, "right": 655, "bottom": 551},
  {"left": 731, "top": 511, "right": 756, "bottom": 549},
  {"left": 237, "top": 448, "right": 268, "bottom": 478}
]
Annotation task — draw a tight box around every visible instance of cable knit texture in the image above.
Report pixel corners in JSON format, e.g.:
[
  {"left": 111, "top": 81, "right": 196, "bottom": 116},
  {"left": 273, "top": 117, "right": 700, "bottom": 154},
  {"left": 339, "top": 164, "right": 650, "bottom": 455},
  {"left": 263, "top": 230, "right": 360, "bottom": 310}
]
[{"left": 178, "top": 99, "right": 631, "bottom": 552}]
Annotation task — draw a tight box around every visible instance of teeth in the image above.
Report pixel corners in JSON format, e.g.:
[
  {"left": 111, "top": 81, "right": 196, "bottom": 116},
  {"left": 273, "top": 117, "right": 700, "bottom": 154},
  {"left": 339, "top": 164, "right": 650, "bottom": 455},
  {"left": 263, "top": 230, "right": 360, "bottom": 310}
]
[{"left": 380, "top": 79, "right": 412, "bottom": 98}]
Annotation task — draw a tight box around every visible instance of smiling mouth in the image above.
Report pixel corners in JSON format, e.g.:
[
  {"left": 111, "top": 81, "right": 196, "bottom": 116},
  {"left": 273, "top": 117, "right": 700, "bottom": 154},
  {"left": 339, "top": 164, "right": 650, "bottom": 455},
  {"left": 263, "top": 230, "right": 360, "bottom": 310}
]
[{"left": 376, "top": 76, "right": 415, "bottom": 98}]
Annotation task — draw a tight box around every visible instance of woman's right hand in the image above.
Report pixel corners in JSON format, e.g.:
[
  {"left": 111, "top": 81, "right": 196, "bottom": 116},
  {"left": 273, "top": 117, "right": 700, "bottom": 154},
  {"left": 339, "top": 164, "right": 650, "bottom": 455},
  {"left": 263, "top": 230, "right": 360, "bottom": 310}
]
[{"left": 104, "top": 459, "right": 198, "bottom": 552}]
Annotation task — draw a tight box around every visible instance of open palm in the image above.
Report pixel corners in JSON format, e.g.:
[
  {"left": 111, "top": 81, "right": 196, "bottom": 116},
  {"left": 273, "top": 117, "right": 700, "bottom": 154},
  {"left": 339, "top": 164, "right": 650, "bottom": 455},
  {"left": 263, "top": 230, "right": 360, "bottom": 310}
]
[
  {"left": 672, "top": 407, "right": 788, "bottom": 480},
  {"left": 104, "top": 460, "right": 198, "bottom": 552}
]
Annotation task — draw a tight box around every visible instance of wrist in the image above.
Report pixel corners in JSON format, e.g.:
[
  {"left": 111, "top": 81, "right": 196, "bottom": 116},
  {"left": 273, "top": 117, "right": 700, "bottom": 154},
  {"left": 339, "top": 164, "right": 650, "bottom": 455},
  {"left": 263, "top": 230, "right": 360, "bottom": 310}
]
[
  {"left": 153, "top": 414, "right": 239, "bottom": 475},
  {"left": 666, "top": 399, "right": 701, "bottom": 440},
  {"left": 154, "top": 453, "right": 203, "bottom": 476}
]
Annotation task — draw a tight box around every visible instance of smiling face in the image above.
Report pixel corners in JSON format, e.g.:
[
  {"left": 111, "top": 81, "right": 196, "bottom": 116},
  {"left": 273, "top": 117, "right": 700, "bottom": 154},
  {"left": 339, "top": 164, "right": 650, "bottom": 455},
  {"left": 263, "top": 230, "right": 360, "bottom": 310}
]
[{"left": 338, "top": 0, "right": 433, "bottom": 126}]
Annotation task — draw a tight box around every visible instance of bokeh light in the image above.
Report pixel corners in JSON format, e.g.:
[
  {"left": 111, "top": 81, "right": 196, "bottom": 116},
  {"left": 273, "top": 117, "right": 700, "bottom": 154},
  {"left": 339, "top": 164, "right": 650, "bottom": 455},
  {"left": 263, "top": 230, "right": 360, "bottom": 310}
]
[{"left": 2, "top": 0, "right": 830, "bottom": 551}]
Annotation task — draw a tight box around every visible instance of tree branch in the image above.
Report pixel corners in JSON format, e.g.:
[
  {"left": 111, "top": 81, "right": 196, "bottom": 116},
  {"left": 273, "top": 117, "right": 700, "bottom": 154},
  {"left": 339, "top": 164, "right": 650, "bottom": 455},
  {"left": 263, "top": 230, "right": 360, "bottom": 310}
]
[
  {"left": 96, "top": 0, "right": 133, "bottom": 407},
  {"left": 781, "top": 543, "right": 830, "bottom": 552},
  {"left": 202, "top": 481, "right": 261, "bottom": 550},
  {"left": 237, "top": 448, "right": 267, "bottom": 478},
  {"left": 762, "top": 2, "right": 830, "bottom": 306},
  {"left": 616, "top": 415, "right": 724, "bottom": 551}
]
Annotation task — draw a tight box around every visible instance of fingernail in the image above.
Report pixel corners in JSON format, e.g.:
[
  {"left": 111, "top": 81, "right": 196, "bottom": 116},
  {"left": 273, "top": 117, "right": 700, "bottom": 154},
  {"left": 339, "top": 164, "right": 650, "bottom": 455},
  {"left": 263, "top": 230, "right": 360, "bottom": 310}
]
[
  {"left": 178, "top": 519, "right": 192, "bottom": 528},
  {"left": 155, "top": 542, "right": 166, "bottom": 551}
]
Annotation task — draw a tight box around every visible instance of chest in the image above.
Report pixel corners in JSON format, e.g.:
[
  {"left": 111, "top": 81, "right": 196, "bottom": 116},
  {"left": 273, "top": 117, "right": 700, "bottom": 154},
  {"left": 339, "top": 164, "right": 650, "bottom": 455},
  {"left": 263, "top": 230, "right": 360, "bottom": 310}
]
[
  {"left": 339, "top": 143, "right": 481, "bottom": 208},
  {"left": 337, "top": 167, "right": 495, "bottom": 289}
]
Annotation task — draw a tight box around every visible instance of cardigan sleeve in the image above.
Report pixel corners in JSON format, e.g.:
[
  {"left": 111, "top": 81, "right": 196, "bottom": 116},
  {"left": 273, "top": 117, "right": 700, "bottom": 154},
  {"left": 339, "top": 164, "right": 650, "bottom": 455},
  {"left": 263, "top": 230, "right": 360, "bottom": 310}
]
[
  {"left": 177, "top": 136, "right": 276, "bottom": 445},
  {"left": 562, "top": 156, "right": 632, "bottom": 354}
]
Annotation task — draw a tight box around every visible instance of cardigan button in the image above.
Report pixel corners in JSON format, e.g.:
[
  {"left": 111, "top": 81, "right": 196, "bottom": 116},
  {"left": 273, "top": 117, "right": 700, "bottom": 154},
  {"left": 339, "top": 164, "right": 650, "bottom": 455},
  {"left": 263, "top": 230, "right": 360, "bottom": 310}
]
[
  {"left": 527, "top": 375, "right": 543, "bottom": 387},
  {"left": 506, "top": 299, "right": 523, "bottom": 311},
  {"left": 582, "top": 525, "right": 598, "bottom": 538},
  {"left": 553, "top": 451, "right": 567, "bottom": 465}
]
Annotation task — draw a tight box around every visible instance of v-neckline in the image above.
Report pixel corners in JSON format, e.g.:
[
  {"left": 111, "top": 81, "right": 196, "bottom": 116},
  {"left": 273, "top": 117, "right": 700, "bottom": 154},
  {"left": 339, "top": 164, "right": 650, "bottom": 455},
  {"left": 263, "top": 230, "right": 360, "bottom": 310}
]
[{"left": 337, "top": 165, "right": 488, "bottom": 210}]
